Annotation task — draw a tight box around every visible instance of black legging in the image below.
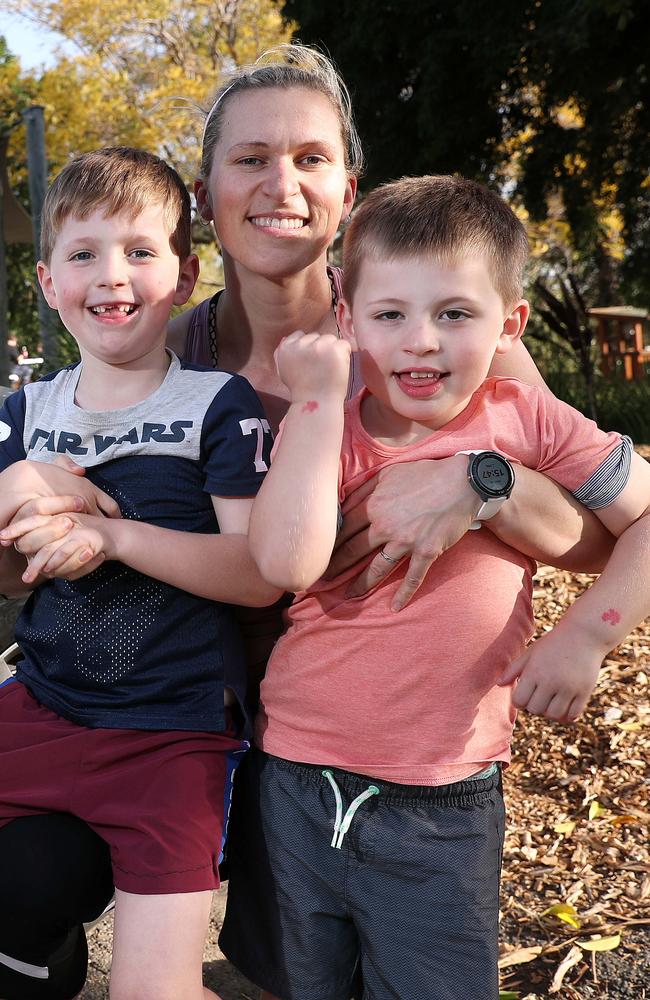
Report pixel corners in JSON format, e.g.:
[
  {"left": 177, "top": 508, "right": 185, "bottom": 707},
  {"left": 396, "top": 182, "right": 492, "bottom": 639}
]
[{"left": 0, "top": 813, "right": 113, "bottom": 999}]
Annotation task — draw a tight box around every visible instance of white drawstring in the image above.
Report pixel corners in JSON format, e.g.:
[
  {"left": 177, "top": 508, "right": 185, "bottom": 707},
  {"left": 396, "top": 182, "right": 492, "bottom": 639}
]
[{"left": 322, "top": 770, "right": 380, "bottom": 850}]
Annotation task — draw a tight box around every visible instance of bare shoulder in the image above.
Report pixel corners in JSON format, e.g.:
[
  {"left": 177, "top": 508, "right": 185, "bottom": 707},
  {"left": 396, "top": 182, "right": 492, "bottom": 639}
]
[{"left": 167, "top": 307, "right": 194, "bottom": 355}]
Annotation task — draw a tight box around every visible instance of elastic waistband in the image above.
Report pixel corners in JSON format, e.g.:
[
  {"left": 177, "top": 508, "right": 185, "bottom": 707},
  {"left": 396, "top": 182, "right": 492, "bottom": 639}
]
[{"left": 263, "top": 752, "right": 501, "bottom": 807}]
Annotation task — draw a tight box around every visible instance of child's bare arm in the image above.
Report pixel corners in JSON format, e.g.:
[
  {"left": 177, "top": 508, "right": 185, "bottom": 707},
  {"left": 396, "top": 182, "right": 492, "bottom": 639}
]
[
  {"left": 4, "top": 501, "right": 281, "bottom": 607},
  {"left": 499, "top": 452, "right": 650, "bottom": 720},
  {"left": 248, "top": 331, "right": 351, "bottom": 592}
]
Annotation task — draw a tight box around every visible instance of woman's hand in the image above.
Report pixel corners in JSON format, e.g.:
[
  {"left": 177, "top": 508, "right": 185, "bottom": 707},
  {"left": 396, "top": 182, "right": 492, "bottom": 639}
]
[
  {"left": 1, "top": 457, "right": 121, "bottom": 526},
  {"left": 327, "top": 455, "right": 477, "bottom": 610},
  {"left": 327, "top": 455, "right": 617, "bottom": 612}
]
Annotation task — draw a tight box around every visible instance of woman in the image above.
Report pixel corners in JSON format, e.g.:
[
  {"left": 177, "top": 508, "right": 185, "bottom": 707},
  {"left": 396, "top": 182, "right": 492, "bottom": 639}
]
[{"left": 0, "top": 44, "right": 612, "bottom": 1000}]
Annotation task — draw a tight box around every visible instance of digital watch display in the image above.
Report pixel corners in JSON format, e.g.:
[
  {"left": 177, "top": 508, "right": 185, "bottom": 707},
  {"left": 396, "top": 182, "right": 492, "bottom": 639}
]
[{"left": 462, "top": 450, "right": 516, "bottom": 529}]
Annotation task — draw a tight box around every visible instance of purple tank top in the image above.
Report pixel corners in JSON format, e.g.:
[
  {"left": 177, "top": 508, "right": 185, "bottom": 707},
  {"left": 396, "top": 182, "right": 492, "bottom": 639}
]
[{"left": 182, "top": 267, "right": 363, "bottom": 399}]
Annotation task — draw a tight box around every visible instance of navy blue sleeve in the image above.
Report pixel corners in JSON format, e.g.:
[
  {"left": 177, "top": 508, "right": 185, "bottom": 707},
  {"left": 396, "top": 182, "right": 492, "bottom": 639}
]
[
  {"left": 200, "top": 374, "right": 273, "bottom": 497},
  {"left": 0, "top": 390, "right": 27, "bottom": 472}
]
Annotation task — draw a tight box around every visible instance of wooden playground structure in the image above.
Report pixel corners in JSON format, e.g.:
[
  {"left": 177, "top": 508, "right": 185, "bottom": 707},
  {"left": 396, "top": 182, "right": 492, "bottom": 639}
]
[{"left": 588, "top": 305, "right": 650, "bottom": 381}]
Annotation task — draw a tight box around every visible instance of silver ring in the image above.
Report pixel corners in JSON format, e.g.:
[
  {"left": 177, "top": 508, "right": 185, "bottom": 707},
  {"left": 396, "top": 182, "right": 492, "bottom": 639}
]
[{"left": 379, "top": 548, "right": 400, "bottom": 565}]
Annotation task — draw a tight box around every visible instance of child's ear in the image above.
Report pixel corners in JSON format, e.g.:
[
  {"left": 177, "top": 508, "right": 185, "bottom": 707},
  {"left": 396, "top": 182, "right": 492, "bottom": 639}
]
[
  {"left": 336, "top": 298, "right": 357, "bottom": 350},
  {"left": 174, "top": 254, "right": 200, "bottom": 305},
  {"left": 36, "top": 261, "right": 58, "bottom": 310},
  {"left": 496, "top": 300, "right": 530, "bottom": 354}
]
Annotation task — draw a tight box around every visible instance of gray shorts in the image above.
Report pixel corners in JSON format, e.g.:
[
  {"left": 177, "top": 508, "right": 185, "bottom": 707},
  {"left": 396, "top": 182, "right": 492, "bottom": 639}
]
[{"left": 220, "top": 749, "right": 505, "bottom": 1000}]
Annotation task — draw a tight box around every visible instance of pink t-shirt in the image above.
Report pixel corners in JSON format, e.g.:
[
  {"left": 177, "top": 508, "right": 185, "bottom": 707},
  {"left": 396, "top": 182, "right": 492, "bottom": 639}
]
[{"left": 256, "top": 377, "right": 624, "bottom": 785}]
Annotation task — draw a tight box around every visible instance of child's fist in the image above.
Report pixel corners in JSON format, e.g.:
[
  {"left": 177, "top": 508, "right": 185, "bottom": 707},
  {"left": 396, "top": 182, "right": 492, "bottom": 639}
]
[{"left": 275, "top": 331, "right": 351, "bottom": 403}]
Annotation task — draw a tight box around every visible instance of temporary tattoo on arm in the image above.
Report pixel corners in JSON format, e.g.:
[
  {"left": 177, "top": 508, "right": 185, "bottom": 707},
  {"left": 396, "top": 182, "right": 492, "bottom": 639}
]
[
  {"left": 302, "top": 401, "right": 319, "bottom": 414},
  {"left": 602, "top": 608, "right": 621, "bottom": 626}
]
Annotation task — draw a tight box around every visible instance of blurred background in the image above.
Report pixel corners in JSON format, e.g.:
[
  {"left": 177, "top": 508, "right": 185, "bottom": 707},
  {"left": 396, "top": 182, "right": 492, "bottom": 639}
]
[
  {"left": 0, "top": 6, "right": 648, "bottom": 994},
  {"left": 1, "top": 0, "right": 649, "bottom": 436}
]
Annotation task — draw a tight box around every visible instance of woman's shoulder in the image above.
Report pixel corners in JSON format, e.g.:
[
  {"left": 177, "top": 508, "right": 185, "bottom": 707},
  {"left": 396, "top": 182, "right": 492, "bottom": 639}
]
[
  {"left": 167, "top": 308, "right": 194, "bottom": 355},
  {"left": 167, "top": 297, "right": 215, "bottom": 364}
]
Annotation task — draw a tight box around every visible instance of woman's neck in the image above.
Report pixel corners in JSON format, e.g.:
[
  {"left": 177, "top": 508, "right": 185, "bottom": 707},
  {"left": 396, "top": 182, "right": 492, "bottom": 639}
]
[{"left": 216, "top": 256, "right": 338, "bottom": 371}]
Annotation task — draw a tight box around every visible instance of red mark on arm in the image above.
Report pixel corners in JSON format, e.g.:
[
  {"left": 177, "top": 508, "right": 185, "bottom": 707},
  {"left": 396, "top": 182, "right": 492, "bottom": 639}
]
[
  {"left": 301, "top": 401, "right": 319, "bottom": 413},
  {"left": 602, "top": 608, "right": 621, "bottom": 626}
]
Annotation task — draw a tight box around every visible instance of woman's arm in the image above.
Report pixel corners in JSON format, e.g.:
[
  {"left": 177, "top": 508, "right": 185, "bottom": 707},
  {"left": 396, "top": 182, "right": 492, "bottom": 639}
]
[
  {"left": 328, "top": 456, "right": 614, "bottom": 610},
  {"left": 0, "top": 460, "right": 119, "bottom": 593},
  {"left": 488, "top": 336, "right": 547, "bottom": 387},
  {"left": 0, "top": 459, "right": 121, "bottom": 522},
  {"left": 328, "top": 338, "right": 614, "bottom": 609}
]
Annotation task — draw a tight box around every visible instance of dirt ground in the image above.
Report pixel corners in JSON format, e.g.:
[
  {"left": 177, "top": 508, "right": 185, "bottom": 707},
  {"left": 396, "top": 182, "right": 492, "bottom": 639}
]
[{"left": 79, "top": 558, "right": 649, "bottom": 1000}]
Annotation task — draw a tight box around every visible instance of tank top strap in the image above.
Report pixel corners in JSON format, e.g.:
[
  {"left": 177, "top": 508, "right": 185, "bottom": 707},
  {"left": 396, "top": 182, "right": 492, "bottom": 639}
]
[{"left": 184, "top": 295, "right": 217, "bottom": 367}]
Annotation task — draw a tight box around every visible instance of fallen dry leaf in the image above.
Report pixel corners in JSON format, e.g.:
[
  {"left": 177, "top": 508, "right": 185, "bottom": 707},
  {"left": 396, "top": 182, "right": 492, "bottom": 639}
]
[{"left": 548, "top": 945, "right": 584, "bottom": 993}]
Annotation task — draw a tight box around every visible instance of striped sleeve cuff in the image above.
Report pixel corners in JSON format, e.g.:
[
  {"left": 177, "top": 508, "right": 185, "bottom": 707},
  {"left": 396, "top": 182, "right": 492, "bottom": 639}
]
[{"left": 573, "top": 435, "right": 633, "bottom": 509}]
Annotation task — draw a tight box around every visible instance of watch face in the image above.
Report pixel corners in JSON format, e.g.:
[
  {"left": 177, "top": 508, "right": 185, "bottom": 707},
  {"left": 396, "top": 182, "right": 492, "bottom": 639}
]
[{"left": 472, "top": 452, "right": 514, "bottom": 498}]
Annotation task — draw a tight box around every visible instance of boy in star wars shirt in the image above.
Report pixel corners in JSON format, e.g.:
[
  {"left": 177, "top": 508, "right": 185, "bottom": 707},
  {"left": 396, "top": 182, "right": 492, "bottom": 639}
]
[{"left": 0, "top": 147, "right": 278, "bottom": 1000}]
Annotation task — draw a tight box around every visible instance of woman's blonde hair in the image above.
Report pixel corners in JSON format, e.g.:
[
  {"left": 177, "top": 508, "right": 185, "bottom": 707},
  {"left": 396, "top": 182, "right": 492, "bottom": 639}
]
[{"left": 200, "top": 43, "right": 364, "bottom": 179}]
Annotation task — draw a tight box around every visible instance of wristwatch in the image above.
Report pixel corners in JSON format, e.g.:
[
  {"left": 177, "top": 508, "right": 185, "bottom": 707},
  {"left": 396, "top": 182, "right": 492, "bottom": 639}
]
[{"left": 456, "top": 450, "right": 516, "bottom": 530}]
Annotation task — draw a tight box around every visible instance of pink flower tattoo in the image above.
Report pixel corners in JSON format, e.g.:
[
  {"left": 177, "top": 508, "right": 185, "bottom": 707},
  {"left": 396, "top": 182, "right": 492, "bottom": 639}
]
[{"left": 601, "top": 608, "right": 621, "bottom": 626}]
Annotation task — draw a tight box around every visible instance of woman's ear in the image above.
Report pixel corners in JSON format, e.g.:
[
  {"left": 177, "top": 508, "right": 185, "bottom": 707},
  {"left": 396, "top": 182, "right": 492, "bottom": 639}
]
[
  {"left": 194, "top": 179, "right": 213, "bottom": 223},
  {"left": 337, "top": 298, "right": 357, "bottom": 350},
  {"left": 339, "top": 176, "right": 357, "bottom": 225},
  {"left": 496, "top": 300, "right": 530, "bottom": 354}
]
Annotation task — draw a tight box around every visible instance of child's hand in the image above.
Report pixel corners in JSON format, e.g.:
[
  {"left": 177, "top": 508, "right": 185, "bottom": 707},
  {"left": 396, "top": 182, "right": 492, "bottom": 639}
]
[
  {"left": 274, "top": 331, "right": 351, "bottom": 404},
  {"left": 2, "top": 513, "right": 114, "bottom": 583},
  {"left": 498, "top": 625, "right": 607, "bottom": 722}
]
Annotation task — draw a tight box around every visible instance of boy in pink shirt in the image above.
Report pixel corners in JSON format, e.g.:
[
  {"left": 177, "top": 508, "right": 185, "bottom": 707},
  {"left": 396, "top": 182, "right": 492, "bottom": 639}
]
[{"left": 220, "top": 175, "right": 650, "bottom": 999}]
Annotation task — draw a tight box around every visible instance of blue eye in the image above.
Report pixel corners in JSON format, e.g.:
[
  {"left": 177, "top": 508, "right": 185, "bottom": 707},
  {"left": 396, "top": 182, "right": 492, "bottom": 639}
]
[
  {"left": 238, "top": 156, "right": 263, "bottom": 167},
  {"left": 129, "top": 249, "right": 154, "bottom": 259},
  {"left": 70, "top": 250, "right": 93, "bottom": 261},
  {"left": 376, "top": 311, "right": 402, "bottom": 321}
]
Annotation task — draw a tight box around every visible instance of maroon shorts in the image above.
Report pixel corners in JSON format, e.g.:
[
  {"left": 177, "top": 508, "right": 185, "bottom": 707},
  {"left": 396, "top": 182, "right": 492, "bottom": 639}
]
[{"left": 0, "top": 680, "right": 247, "bottom": 894}]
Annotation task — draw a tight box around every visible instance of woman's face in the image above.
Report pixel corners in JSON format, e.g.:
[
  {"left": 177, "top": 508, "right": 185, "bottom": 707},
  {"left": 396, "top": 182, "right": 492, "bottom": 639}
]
[{"left": 197, "top": 86, "right": 357, "bottom": 280}]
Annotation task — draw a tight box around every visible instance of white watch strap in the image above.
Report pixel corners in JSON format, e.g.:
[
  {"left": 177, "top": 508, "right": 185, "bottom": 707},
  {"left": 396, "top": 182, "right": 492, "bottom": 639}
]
[
  {"left": 470, "top": 496, "right": 508, "bottom": 529},
  {"left": 455, "top": 450, "right": 506, "bottom": 530}
]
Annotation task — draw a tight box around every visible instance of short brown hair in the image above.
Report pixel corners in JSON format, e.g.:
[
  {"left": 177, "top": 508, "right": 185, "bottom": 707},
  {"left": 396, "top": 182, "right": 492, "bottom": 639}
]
[
  {"left": 40, "top": 147, "right": 191, "bottom": 263},
  {"left": 342, "top": 175, "right": 529, "bottom": 307},
  {"left": 200, "top": 43, "right": 364, "bottom": 180}
]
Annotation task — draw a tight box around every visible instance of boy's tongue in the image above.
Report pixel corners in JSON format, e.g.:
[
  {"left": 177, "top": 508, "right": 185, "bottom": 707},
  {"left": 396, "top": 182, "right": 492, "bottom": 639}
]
[{"left": 396, "top": 370, "right": 446, "bottom": 397}]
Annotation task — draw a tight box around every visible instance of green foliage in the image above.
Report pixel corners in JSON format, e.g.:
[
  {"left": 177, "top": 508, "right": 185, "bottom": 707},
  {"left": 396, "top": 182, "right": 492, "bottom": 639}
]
[
  {"left": 539, "top": 366, "right": 650, "bottom": 443},
  {"left": 5, "top": 243, "right": 39, "bottom": 350},
  {"left": 1, "top": 1, "right": 292, "bottom": 368},
  {"left": 284, "top": 0, "right": 650, "bottom": 302}
]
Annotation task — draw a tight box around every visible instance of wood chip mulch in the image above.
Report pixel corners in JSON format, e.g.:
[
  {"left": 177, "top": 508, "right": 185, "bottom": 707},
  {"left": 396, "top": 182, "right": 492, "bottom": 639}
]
[{"left": 499, "top": 558, "right": 649, "bottom": 999}]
